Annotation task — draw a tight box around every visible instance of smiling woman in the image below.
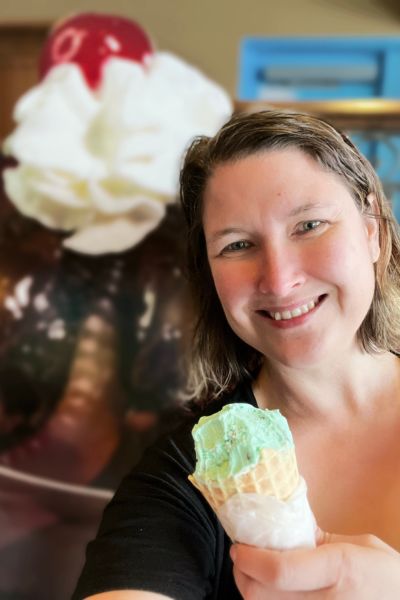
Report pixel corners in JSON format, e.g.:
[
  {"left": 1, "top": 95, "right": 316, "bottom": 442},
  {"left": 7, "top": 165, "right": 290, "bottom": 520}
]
[
  {"left": 74, "top": 111, "right": 400, "bottom": 600},
  {"left": 181, "top": 110, "right": 400, "bottom": 401}
]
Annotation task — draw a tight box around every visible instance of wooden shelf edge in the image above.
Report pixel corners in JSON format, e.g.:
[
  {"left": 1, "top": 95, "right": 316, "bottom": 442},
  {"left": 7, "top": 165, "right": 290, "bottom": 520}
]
[{"left": 235, "top": 99, "right": 400, "bottom": 131}]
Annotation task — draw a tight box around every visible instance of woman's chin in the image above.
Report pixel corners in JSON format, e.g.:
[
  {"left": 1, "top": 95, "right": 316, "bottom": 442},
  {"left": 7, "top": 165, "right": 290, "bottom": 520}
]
[{"left": 262, "top": 340, "right": 332, "bottom": 371}]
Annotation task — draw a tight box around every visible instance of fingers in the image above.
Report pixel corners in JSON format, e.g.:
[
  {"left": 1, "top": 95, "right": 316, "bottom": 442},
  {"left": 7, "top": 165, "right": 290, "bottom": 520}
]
[
  {"left": 231, "top": 543, "right": 342, "bottom": 592},
  {"left": 231, "top": 535, "right": 400, "bottom": 597},
  {"left": 232, "top": 566, "right": 254, "bottom": 600},
  {"left": 233, "top": 565, "right": 333, "bottom": 600}
]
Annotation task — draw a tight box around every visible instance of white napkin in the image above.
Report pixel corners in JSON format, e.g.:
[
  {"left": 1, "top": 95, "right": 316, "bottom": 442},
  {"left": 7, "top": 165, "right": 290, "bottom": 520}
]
[{"left": 217, "top": 477, "right": 316, "bottom": 550}]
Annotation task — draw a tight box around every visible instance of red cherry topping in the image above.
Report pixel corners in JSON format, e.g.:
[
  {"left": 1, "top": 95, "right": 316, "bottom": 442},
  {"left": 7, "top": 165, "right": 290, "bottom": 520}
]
[{"left": 39, "top": 12, "right": 154, "bottom": 89}]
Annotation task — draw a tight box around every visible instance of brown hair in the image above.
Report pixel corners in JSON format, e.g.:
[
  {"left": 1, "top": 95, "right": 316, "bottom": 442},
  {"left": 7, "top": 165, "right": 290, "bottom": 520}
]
[{"left": 180, "top": 110, "right": 400, "bottom": 403}]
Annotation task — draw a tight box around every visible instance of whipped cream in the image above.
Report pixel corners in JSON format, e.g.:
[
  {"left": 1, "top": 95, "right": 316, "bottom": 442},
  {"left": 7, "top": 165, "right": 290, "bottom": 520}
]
[{"left": 3, "top": 53, "right": 232, "bottom": 254}]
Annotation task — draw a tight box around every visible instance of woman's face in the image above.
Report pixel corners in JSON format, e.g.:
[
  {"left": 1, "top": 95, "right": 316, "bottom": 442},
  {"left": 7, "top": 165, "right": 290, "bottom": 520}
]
[{"left": 203, "top": 148, "right": 380, "bottom": 369}]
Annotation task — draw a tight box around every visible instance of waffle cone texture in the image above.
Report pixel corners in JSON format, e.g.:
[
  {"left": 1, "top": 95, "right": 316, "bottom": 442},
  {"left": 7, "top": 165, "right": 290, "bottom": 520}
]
[{"left": 189, "top": 446, "right": 299, "bottom": 512}]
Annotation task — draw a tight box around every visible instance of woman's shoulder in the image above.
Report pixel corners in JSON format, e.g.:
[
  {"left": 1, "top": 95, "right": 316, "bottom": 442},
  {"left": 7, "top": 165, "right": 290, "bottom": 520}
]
[{"left": 72, "top": 384, "right": 252, "bottom": 600}]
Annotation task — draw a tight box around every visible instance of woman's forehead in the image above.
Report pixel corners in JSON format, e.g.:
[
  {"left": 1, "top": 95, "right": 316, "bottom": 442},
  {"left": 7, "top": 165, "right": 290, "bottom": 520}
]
[
  {"left": 205, "top": 148, "right": 348, "bottom": 197},
  {"left": 201, "top": 147, "right": 362, "bottom": 231}
]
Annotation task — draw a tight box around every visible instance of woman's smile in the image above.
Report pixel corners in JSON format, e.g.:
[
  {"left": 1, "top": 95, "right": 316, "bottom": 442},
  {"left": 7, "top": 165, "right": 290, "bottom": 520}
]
[{"left": 256, "top": 294, "right": 327, "bottom": 328}]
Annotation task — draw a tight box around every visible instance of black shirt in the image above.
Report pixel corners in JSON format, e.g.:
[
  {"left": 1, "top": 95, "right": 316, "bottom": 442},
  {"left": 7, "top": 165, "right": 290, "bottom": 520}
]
[{"left": 72, "top": 381, "right": 257, "bottom": 600}]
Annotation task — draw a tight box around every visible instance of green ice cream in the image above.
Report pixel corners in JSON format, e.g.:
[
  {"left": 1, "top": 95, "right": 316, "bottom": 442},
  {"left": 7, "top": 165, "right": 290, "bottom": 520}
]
[{"left": 192, "top": 403, "right": 294, "bottom": 482}]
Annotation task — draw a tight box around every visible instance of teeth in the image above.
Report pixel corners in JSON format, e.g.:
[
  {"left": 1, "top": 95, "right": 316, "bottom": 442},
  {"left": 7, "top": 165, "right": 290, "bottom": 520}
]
[{"left": 269, "top": 299, "right": 318, "bottom": 321}]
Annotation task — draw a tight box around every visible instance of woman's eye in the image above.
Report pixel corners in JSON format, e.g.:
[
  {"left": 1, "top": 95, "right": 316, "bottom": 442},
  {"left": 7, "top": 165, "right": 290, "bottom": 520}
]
[
  {"left": 222, "top": 240, "right": 252, "bottom": 253},
  {"left": 298, "top": 220, "right": 323, "bottom": 234}
]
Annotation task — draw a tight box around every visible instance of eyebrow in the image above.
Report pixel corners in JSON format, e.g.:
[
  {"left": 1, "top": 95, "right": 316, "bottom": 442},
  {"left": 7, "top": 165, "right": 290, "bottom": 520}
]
[
  {"left": 207, "top": 227, "right": 248, "bottom": 244},
  {"left": 288, "top": 202, "right": 328, "bottom": 217}
]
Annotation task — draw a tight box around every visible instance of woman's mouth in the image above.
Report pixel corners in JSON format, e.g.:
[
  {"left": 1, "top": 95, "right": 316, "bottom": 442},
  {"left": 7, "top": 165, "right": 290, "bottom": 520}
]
[{"left": 257, "top": 294, "right": 327, "bottom": 322}]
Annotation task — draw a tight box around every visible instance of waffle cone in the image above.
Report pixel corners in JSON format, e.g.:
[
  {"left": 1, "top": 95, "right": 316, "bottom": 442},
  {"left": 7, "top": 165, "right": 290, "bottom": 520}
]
[{"left": 189, "top": 447, "right": 299, "bottom": 512}]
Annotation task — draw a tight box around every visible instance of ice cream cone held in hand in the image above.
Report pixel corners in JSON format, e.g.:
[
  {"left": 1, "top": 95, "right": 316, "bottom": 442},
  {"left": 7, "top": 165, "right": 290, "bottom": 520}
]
[{"left": 190, "top": 403, "right": 316, "bottom": 550}]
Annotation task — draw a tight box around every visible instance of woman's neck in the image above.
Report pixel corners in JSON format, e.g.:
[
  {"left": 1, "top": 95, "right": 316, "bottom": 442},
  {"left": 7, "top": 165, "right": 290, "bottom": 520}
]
[{"left": 253, "top": 350, "right": 400, "bottom": 426}]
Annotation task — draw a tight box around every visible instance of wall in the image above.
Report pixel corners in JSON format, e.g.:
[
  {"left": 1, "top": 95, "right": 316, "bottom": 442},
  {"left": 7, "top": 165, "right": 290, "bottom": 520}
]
[{"left": 1, "top": 0, "right": 400, "bottom": 95}]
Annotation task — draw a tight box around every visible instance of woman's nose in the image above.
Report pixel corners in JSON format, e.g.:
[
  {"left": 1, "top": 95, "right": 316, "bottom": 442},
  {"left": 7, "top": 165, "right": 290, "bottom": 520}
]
[{"left": 257, "top": 246, "right": 305, "bottom": 297}]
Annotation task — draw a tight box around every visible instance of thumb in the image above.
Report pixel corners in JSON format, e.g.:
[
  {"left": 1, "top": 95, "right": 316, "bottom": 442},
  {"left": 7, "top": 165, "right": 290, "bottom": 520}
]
[{"left": 316, "top": 527, "right": 397, "bottom": 555}]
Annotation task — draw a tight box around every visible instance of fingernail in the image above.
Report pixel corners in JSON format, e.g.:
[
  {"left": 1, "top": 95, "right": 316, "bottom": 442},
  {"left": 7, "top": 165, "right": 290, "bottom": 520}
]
[{"left": 230, "top": 545, "right": 237, "bottom": 562}]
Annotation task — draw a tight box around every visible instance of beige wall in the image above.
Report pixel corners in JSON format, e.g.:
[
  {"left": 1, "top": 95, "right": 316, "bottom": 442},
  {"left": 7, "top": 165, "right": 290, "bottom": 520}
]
[{"left": 1, "top": 0, "right": 400, "bottom": 95}]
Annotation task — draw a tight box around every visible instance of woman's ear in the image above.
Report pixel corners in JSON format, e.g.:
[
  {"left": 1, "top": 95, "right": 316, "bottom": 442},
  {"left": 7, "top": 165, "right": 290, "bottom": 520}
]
[{"left": 364, "top": 193, "right": 380, "bottom": 263}]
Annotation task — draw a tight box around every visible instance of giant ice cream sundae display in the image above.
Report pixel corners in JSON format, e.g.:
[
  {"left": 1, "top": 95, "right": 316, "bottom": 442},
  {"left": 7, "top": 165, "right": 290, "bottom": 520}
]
[
  {"left": 4, "top": 13, "right": 230, "bottom": 255},
  {"left": 0, "top": 13, "right": 232, "bottom": 599}
]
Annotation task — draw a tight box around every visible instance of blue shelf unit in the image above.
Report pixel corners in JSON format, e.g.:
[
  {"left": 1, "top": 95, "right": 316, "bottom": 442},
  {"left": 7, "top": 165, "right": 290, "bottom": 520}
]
[
  {"left": 238, "top": 36, "right": 400, "bottom": 101},
  {"left": 238, "top": 36, "right": 400, "bottom": 220}
]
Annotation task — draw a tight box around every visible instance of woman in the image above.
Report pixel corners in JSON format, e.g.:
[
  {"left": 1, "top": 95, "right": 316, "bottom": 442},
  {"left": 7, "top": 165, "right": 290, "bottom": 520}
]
[{"left": 73, "top": 110, "right": 400, "bottom": 600}]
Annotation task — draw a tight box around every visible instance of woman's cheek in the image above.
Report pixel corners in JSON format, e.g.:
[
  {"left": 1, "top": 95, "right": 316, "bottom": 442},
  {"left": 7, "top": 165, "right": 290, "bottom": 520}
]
[
  {"left": 211, "top": 261, "right": 254, "bottom": 309},
  {"left": 309, "top": 233, "right": 355, "bottom": 280}
]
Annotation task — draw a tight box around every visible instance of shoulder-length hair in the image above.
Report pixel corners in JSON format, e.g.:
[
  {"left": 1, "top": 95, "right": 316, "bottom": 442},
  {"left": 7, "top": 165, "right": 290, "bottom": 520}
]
[{"left": 179, "top": 110, "right": 400, "bottom": 404}]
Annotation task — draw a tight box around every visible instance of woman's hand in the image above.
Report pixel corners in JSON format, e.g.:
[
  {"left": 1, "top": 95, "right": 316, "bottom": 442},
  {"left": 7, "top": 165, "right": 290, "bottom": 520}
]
[{"left": 230, "top": 530, "right": 400, "bottom": 599}]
